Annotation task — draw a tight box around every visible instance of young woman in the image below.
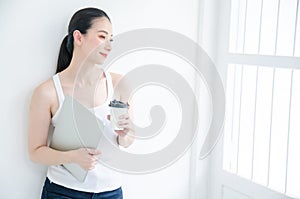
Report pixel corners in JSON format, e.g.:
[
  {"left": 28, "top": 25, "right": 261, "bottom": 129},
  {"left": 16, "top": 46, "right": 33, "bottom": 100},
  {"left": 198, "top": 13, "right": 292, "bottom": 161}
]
[{"left": 28, "top": 7, "right": 134, "bottom": 199}]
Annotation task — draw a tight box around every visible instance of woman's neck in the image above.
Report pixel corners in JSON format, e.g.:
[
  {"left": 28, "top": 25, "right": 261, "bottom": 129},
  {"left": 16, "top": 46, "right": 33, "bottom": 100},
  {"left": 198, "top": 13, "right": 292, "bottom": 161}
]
[{"left": 61, "top": 55, "right": 105, "bottom": 86}]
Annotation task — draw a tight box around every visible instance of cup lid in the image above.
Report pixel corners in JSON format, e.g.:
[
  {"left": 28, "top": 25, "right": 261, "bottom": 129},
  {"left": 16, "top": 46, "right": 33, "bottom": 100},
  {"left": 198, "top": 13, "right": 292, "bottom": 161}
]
[{"left": 109, "top": 99, "right": 129, "bottom": 108}]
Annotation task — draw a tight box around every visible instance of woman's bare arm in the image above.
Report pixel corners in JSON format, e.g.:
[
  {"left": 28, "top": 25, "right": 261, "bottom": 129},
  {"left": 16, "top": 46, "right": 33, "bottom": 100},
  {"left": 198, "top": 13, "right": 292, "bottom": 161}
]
[
  {"left": 28, "top": 82, "right": 73, "bottom": 165},
  {"left": 27, "top": 82, "right": 99, "bottom": 170},
  {"left": 111, "top": 73, "right": 135, "bottom": 147}
]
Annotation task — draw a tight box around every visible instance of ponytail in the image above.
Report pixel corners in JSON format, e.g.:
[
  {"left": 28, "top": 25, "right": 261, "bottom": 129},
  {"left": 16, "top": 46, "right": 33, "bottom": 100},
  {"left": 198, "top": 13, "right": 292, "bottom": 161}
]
[{"left": 56, "top": 35, "right": 73, "bottom": 73}]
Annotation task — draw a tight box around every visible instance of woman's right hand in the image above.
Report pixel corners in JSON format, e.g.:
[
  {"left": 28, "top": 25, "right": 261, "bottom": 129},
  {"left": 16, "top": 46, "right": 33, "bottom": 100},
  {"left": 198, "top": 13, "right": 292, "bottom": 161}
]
[{"left": 70, "top": 148, "right": 101, "bottom": 171}]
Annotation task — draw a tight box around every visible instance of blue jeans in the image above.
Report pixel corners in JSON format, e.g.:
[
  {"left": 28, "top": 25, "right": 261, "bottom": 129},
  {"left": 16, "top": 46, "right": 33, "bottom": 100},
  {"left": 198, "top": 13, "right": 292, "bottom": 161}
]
[{"left": 41, "top": 178, "right": 123, "bottom": 199}]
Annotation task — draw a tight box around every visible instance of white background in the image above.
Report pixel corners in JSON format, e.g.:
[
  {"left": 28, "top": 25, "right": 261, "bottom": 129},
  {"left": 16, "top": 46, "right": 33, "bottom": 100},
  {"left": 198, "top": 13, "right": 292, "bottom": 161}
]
[{"left": 0, "top": 0, "right": 219, "bottom": 198}]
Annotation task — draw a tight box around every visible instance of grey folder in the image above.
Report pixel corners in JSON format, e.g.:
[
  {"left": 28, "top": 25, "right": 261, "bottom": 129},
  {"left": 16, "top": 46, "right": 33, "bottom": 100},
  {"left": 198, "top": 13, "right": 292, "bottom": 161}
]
[{"left": 50, "top": 95, "right": 105, "bottom": 182}]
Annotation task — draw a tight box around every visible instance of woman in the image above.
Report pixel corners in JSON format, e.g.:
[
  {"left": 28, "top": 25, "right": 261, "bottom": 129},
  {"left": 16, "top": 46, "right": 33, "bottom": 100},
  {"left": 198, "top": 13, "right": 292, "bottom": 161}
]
[{"left": 28, "top": 7, "right": 134, "bottom": 199}]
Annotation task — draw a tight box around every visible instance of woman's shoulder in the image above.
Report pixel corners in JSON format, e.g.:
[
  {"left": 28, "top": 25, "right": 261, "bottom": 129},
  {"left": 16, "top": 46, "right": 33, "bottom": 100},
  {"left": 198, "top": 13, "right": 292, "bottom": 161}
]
[
  {"left": 109, "top": 72, "right": 130, "bottom": 89},
  {"left": 109, "top": 72, "right": 123, "bottom": 86},
  {"left": 31, "top": 77, "right": 57, "bottom": 106},
  {"left": 108, "top": 72, "right": 131, "bottom": 102}
]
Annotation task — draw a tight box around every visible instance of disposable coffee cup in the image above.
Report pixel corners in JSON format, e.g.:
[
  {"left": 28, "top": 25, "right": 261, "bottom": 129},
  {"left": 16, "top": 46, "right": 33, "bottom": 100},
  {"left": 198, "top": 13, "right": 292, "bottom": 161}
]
[{"left": 109, "top": 99, "right": 129, "bottom": 130}]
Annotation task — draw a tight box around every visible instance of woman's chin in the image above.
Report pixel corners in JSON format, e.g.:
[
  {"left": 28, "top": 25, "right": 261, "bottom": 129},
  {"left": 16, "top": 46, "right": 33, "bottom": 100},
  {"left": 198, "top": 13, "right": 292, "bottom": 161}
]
[
  {"left": 97, "top": 61, "right": 105, "bottom": 66},
  {"left": 95, "top": 59, "right": 105, "bottom": 65}
]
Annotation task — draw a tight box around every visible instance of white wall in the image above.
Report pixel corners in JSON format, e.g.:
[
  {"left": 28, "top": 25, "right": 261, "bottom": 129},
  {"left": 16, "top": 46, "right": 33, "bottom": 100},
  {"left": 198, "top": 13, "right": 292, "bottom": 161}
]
[
  {"left": 188, "top": 0, "right": 226, "bottom": 198},
  {"left": 0, "top": 0, "right": 204, "bottom": 198}
]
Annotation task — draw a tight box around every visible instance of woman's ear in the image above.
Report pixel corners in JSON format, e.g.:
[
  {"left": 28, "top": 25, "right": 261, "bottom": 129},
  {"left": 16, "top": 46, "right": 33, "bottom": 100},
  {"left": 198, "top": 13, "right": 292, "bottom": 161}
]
[{"left": 73, "top": 30, "right": 83, "bottom": 46}]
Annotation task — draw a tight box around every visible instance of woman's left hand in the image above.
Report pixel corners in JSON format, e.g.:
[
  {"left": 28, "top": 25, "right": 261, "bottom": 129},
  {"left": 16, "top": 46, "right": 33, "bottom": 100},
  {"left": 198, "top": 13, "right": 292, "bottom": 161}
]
[
  {"left": 106, "top": 114, "right": 133, "bottom": 137},
  {"left": 107, "top": 114, "right": 134, "bottom": 147}
]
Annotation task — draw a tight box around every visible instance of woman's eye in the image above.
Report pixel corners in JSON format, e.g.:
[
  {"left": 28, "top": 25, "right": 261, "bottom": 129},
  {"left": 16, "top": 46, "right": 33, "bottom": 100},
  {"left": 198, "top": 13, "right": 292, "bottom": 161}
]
[{"left": 99, "top": 35, "right": 113, "bottom": 42}]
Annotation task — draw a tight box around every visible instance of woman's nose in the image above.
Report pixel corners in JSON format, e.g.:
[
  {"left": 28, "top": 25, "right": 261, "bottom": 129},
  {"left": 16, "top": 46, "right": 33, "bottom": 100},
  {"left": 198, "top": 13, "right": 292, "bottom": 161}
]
[{"left": 104, "top": 39, "right": 112, "bottom": 51}]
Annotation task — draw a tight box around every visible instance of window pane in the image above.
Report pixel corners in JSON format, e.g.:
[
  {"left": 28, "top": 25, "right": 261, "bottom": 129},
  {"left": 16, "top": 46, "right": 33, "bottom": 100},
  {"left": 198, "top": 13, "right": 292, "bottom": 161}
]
[
  {"left": 252, "top": 66, "right": 274, "bottom": 186},
  {"left": 294, "top": 2, "right": 300, "bottom": 57},
  {"left": 229, "top": 0, "right": 247, "bottom": 53},
  {"left": 269, "top": 68, "right": 292, "bottom": 193},
  {"left": 286, "top": 69, "right": 300, "bottom": 197},
  {"left": 229, "top": 0, "right": 300, "bottom": 57},
  {"left": 229, "top": 0, "right": 241, "bottom": 53},
  {"left": 259, "top": 0, "right": 279, "bottom": 55},
  {"left": 237, "top": 65, "right": 257, "bottom": 179},
  {"left": 230, "top": 65, "right": 244, "bottom": 172},
  {"left": 223, "top": 65, "right": 300, "bottom": 197},
  {"left": 244, "top": 0, "right": 262, "bottom": 54},
  {"left": 223, "top": 65, "right": 236, "bottom": 171},
  {"left": 276, "top": 0, "right": 298, "bottom": 56}
]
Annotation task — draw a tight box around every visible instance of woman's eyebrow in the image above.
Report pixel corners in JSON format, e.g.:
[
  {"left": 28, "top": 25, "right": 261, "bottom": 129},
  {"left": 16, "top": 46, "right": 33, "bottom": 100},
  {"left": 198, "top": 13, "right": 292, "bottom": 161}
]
[{"left": 97, "top": 30, "right": 113, "bottom": 37}]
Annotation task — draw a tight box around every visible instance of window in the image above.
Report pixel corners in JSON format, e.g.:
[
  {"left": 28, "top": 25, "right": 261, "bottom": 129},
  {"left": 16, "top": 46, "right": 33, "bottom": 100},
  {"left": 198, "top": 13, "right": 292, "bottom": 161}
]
[{"left": 222, "top": 0, "right": 300, "bottom": 198}]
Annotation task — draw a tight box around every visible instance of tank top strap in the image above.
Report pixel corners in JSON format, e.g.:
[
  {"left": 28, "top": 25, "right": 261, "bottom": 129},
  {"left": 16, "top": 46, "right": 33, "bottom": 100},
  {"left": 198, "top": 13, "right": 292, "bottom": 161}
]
[
  {"left": 104, "top": 71, "right": 114, "bottom": 101},
  {"left": 52, "top": 73, "right": 65, "bottom": 106}
]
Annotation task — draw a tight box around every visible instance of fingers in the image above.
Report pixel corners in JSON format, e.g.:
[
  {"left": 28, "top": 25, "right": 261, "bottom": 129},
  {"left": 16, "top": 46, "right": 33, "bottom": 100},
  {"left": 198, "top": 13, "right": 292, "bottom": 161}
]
[
  {"left": 107, "top": 114, "right": 129, "bottom": 122},
  {"left": 115, "top": 128, "right": 130, "bottom": 137},
  {"left": 117, "top": 120, "right": 129, "bottom": 127},
  {"left": 85, "top": 149, "right": 100, "bottom": 170},
  {"left": 84, "top": 159, "right": 96, "bottom": 170},
  {"left": 118, "top": 114, "right": 129, "bottom": 120},
  {"left": 86, "top": 148, "right": 101, "bottom": 155},
  {"left": 84, "top": 162, "right": 96, "bottom": 171},
  {"left": 117, "top": 114, "right": 130, "bottom": 128},
  {"left": 85, "top": 148, "right": 101, "bottom": 162},
  {"left": 114, "top": 114, "right": 132, "bottom": 136},
  {"left": 74, "top": 148, "right": 101, "bottom": 171}
]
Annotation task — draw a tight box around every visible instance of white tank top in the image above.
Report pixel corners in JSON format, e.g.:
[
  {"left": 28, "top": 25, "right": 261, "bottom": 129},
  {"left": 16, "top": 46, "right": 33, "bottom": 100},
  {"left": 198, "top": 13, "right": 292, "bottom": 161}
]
[{"left": 47, "top": 71, "right": 122, "bottom": 193}]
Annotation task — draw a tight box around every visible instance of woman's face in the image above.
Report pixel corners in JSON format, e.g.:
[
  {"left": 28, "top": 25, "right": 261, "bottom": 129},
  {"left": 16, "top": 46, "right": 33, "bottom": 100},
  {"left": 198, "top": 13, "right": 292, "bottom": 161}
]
[{"left": 80, "top": 17, "right": 113, "bottom": 65}]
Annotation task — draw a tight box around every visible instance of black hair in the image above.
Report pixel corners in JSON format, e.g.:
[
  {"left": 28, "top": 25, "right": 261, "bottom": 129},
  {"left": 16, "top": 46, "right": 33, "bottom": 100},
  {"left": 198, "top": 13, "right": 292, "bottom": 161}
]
[{"left": 56, "top": 7, "right": 111, "bottom": 73}]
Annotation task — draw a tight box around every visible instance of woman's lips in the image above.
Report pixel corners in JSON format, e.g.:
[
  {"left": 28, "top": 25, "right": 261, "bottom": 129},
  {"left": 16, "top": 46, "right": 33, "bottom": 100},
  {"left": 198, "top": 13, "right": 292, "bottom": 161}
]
[{"left": 99, "top": 52, "right": 107, "bottom": 58}]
